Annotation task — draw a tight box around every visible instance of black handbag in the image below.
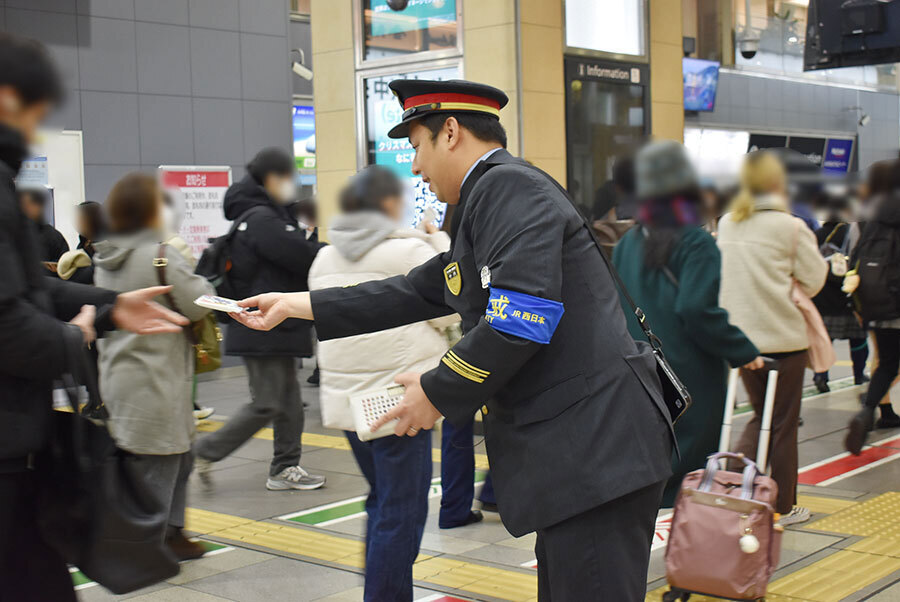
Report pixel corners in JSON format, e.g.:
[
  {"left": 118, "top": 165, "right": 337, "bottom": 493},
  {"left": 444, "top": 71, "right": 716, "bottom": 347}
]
[
  {"left": 519, "top": 163, "right": 693, "bottom": 424},
  {"left": 37, "top": 329, "right": 179, "bottom": 594}
]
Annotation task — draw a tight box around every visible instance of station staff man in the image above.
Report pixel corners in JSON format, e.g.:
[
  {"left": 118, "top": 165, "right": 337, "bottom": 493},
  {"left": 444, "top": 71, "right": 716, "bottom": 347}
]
[{"left": 232, "top": 79, "right": 674, "bottom": 600}]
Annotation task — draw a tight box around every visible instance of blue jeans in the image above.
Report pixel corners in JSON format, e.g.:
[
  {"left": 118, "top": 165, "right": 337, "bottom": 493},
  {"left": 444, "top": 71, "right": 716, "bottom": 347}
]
[{"left": 345, "top": 431, "right": 432, "bottom": 602}]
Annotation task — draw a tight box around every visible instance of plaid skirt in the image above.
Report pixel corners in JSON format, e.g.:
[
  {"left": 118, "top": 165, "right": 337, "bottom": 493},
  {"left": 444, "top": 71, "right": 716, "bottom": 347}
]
[{"left": 822, "top": 313, "right": 867, "bottom": 340}]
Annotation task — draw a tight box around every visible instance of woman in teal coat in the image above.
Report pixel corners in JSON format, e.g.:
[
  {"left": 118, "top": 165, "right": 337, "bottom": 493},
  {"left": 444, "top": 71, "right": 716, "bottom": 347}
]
[{"left": 613, "top": 141, "right": 761, "bottom": 507}]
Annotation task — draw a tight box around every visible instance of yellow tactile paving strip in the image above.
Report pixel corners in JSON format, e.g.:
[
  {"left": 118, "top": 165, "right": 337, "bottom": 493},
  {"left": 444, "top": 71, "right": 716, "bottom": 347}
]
[
  {"left": 769, "top": 550, "right": 900, "bottom": 601},
  {"left": 196, "top": 420, "right": 491, "bottom": 469},
  {"left": 805, "top": 491, "right": 900, "bottom": 537},
  {"left": 185, "top": 507, "right": 256, "bottom": 534},
  {"left": 796, "top": 494, "right": 857, "bottom": 516},
  {"left": 186, "top": 507, "right": 536, "bottom": 599},
  {"left": 647, "top": 493, "right": 900, "bottom": 601},
  {"left": 414, "top": 557, "right": 537, "bottom": 602}
]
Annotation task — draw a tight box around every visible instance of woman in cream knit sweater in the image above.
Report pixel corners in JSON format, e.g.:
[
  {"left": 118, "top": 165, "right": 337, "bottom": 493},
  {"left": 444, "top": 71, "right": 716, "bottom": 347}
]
[{"left": 718, "top": 151, "right": 827, "bottom": 524}]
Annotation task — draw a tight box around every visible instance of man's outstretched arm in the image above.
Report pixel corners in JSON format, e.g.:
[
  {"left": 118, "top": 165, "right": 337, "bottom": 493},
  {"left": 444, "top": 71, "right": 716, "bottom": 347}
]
[{"left": 233, "top": 253, "right": 454, "bottom": 336}]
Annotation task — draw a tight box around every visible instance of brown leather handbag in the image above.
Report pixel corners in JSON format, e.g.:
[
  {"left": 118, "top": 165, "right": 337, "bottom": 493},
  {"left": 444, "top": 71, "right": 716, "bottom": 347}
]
[{"left": 664, "top": 452, "right": 783, "bottom": 601}]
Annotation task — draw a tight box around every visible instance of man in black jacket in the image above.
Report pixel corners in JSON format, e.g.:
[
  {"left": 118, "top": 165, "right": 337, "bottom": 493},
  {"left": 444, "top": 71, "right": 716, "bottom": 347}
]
[
  {"left": 0, "top": 33, "right": 191, "bottom": 601},
  {"left": 231, "top": 80, "right": 674, "bottom": 600},
  {"left": 19, "top": 186, "right": 70, "bottom": 273},
  {"left": 194, "top": 148, "right": 325, "bottom": 491}
]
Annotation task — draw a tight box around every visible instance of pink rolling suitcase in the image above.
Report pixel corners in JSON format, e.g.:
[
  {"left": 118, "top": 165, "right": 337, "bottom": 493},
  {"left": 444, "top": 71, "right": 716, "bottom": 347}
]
[{"left": 662, "top": 364, "right": 784, "bottom": 601}]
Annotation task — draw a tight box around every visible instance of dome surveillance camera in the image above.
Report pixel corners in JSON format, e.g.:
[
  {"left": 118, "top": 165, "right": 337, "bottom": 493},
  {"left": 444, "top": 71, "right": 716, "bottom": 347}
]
[
  {"left": 386, "top": 0, "right": 409, "bottom": 10},
  {"left": 739, "top": 37, "right": 759, "bottom": 60}
]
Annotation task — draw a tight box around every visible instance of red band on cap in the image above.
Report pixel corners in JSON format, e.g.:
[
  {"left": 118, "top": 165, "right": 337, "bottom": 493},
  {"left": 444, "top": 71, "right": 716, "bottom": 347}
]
[{"left": 403, "top": 92, "right": 501, "bottom": 111}]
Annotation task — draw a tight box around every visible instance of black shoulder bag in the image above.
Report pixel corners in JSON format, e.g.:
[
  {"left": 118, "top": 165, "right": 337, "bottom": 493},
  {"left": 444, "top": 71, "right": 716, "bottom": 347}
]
[
  {"left": 519, "top": 163, "right": 692, "bottom": 424},
  {"left": 37, "top": 328, "right": 179, "bottom": 594}
]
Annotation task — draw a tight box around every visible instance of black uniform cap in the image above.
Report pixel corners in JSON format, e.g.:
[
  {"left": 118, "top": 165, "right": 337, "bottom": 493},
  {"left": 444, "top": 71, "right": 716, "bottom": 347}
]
[{"left": 387, "top": 79, "right": 508, "bottom": 139}]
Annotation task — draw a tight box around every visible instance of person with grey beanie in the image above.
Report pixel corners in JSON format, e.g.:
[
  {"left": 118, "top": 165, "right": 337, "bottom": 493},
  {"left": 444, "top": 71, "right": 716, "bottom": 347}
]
[{"left": 613, "top": 140, "right": 763, "bottom": 508}]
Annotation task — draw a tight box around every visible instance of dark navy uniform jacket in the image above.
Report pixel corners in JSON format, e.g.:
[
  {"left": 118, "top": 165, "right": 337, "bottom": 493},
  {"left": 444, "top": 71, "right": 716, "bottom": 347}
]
[{"left": 311, "top": 149, "right": 673, "bottom": 536}]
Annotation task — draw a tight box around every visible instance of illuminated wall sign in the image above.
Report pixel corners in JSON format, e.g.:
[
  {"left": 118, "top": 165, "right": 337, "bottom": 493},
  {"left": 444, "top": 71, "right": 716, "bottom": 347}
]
[
  {"left": 565, "top": 0, "right": 645, "bottom": 56},
  {"left": 363, "top": 65, "right": 458, "bottom": 228},
  {"left": 822, "top": 138, "right": 854, "bottom": 174},
  {"left": 293, "top": 105, "right": 316, "bottom": 170},
  {"left": 363, "top": 0, "right": 458, "bottom": 59}
]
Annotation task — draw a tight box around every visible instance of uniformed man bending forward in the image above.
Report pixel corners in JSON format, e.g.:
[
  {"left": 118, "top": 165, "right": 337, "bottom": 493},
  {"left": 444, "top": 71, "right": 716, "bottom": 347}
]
[{"left": 232, "top": 79, "right": 675, "bottom": 600}]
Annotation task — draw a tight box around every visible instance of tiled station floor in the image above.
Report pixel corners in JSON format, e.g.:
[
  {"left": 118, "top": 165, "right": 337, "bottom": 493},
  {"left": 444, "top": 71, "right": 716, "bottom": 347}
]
[{"left": 75, "top": 351, "right": 900, "bottom": 602}]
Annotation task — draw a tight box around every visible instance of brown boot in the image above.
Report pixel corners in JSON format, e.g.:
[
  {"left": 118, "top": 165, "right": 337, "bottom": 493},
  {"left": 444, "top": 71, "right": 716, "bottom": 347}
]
[{"left": 166, "top": 527, "right": 206, "bottom": 561}]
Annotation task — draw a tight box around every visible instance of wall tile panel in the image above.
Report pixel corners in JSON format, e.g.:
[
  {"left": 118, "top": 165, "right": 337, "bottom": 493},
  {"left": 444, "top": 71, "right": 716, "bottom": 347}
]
[
  {"left": 190, "top": 28, "right": 242, "bottom": 99},
  {"left": 135, "top": 22, "right": 191, "bottom": 95},
  {"left": 77, "top": 16, "right": 138, "bottom": 92},
  {"left": 139, "top": 94, "right": 194, "bottom": 165},
  {"left": 81, "top": 91, "right": 140, "bottom": 164}
]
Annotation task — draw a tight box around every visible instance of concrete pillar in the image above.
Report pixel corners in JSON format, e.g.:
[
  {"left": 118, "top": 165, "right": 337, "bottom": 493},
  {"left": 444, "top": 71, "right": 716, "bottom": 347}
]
[
  {"left": 650, "top": 0, "right": 685, "bottom": 142},
  {"left": 309, "top": 0, "right": 356, "bottom": 240},
  {"left": 462, "top": 0, "right": 520, "bottom": 156},
  {"left": 519, "top": 0, "right": 567, "bottom": 185}
]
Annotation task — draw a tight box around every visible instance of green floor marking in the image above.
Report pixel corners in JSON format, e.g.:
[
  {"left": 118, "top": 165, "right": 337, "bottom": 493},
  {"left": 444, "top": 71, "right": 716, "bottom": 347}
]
[
  {"left": 70, "top": 569, "right": 92, "bottom": 589},
  {"left": 290, "top": 498, "right": 368, "bottom": 525}
]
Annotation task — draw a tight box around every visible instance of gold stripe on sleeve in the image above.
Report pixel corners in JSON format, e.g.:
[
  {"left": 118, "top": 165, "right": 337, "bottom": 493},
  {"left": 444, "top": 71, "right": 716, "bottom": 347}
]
[
  {"left": 446, "top": 351, "right": 490, "bottom": 377},
  {"left": 442, "top": 354, "right": 486, "bottom": 383}
]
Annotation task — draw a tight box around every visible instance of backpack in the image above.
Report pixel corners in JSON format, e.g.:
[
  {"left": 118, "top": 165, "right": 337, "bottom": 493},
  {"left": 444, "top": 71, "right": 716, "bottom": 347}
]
[
  {"left": 195, "top": 207, "right": 264, "bottom": 299},
  {"left": 855, "top": 221, "right": 900, "bottom": 322}
]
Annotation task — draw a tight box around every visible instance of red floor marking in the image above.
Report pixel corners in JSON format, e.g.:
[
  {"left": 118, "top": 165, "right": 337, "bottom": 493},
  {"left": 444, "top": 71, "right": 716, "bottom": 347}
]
[{"left": 798, "top": 434, "right": 900, "bottom": 485}]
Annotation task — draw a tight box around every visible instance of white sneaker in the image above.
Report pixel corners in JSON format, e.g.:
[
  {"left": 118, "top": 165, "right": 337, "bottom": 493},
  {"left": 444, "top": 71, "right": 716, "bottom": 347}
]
[
  {"left": 778, "top": 506, "right": 810, "bottom": 527},
  {"left": 266, "top": 466, "right": 326, "bottom": 491},
  {"left": 193, "top": 406, "right": 215, "bottom": 421}
]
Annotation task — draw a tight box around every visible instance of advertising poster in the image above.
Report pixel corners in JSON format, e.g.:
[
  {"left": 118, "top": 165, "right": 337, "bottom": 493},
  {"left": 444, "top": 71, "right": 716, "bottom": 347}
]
[
  {"left": 682, "top": 58, "right": 720, "bottom": 112},
  {"left": 17, "top": 157, "right": 55, "bottom": 225},
  {"left": 293, "top": 105, "right": 316, "bottom": 170},
  {"left": 17, "top": 156, "right": 49, "bottom": 187},
  {"left": 159, "top": 166, "right": 232, "bottom": 258},
  {"left": 364, "top": 65, "right": 458, "bottom": 228},
  {"left": 822, "top": 138, "right": 854, "bottom": 175},
  {"left": 369, "top": 0, "right": 456, "bottom": 36}
]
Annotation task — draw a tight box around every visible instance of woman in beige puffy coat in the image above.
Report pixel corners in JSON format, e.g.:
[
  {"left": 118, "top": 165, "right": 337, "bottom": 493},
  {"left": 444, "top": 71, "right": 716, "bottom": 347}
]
[{"left": 308, "top": 166, "right": 457, "bottom": 602}]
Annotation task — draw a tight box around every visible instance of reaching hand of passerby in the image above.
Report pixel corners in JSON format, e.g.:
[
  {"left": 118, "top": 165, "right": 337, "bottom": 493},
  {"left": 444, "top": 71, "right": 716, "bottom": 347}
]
[
  {"left": 70, "top": 304, "right": 96, "bottom": 344},
  {"left": 112, "top": 286, "right": 189, "bottom": 334},
  {"left": 743, "top": 356, "right": 765, "bottom": 370},
  {"left": 424, "top": 221, "right": 439, "bottom": 234},
  {"left": 842, "top": 272, "right": 860, "bottom": 294}
]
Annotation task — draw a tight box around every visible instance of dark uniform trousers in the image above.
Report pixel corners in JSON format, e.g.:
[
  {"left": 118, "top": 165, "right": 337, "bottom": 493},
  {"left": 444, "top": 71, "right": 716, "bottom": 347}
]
[
  {"left": 311, "top": 150, "right": 673, "bottom": 599},
  {"left": 535, "top": 480, "right": 665, "bottom": 601}
]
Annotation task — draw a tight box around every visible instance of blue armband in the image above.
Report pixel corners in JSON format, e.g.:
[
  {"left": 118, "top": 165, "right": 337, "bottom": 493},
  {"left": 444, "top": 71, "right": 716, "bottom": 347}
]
[{"left": 484, "top": 287, "right": 564, "bottom": 344}]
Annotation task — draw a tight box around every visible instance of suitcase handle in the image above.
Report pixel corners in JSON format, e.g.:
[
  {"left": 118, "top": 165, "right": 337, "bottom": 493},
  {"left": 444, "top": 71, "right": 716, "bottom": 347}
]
[{"left": 699, "top": 452, "right": 760, "bottom": 501}]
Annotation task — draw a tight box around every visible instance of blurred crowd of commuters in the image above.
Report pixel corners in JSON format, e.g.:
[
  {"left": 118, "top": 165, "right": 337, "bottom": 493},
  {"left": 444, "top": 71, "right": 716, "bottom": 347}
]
[
  {"left": 603, "top": 141, "right": 900, "bottom": 527},
  {"left": 1, "top": 29, "right": 493, "bottom": 598},
  {"left": 6, "top": 28, "right": 900, "bottom": 602}
]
